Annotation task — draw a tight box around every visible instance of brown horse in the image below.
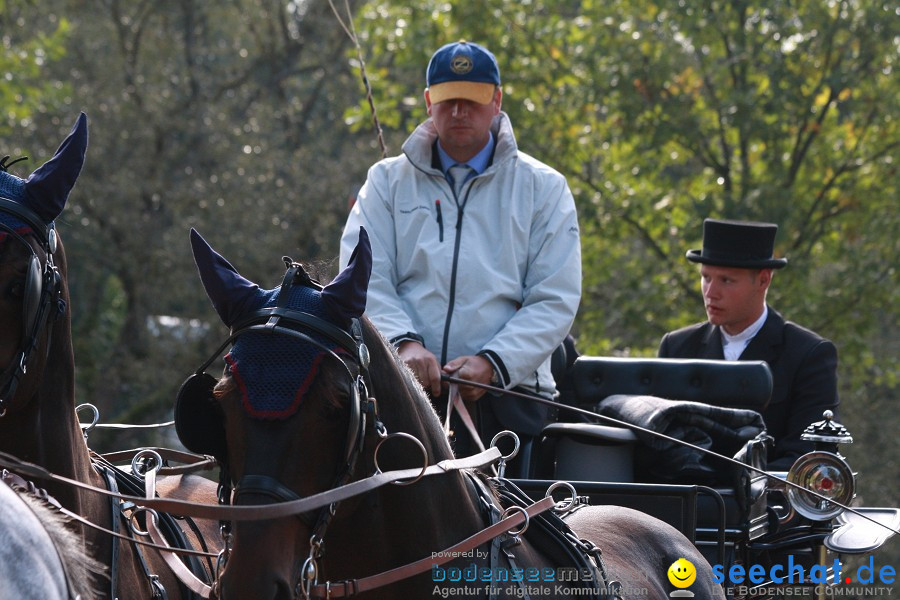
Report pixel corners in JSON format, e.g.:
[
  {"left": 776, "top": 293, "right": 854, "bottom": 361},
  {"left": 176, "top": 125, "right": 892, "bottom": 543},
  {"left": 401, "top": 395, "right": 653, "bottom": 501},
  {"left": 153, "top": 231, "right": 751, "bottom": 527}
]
[
  {"left": 0, "top": 114, "right": 220, "bottom": 599},
  {"left": 176, "top": 228, "right": 726, "bottom": 600}
]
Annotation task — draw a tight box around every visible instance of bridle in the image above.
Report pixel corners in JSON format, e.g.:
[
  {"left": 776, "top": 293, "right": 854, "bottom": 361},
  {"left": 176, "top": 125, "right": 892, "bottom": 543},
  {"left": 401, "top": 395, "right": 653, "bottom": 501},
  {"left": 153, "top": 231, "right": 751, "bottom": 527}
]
[
  {"left": 0, "top": 197, "right": 64, "bottom": 416},
  {"left": 177, "top": 260, "right": 380, "bottom": 596}
]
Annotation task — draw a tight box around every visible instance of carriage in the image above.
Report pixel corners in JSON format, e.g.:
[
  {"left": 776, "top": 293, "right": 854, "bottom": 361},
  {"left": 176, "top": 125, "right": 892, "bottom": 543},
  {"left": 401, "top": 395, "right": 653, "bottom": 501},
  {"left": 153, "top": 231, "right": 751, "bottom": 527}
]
[
  {"left": 510, "top": 355, "right": 900, "bottom": 598},
  {"left": 1, "top": 114, "right": 897, "bottom": 600}
]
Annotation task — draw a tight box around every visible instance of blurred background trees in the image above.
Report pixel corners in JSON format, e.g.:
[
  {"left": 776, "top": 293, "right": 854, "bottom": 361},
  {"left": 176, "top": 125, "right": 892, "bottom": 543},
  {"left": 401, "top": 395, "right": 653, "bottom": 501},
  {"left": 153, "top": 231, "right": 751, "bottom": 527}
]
[{"left": 2, "top": 0, "right": 896, "bottom": 558}]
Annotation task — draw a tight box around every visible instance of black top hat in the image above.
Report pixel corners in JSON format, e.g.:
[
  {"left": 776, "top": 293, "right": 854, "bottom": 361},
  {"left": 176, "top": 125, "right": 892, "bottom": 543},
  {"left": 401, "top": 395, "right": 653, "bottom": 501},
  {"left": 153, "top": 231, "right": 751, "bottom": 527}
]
[{"left": 686, "top": 219, "right": 788, "bottom": 269}]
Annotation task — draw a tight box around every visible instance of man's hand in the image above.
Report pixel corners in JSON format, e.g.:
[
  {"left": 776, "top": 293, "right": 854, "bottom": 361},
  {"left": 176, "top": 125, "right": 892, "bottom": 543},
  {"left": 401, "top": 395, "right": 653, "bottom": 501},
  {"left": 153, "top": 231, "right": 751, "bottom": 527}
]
[
  {"left": 443, "top": 355, "right": 495, "bottom": 402},
  {"left": 398, "top": 341, "right": 443, "bottom": 397}
]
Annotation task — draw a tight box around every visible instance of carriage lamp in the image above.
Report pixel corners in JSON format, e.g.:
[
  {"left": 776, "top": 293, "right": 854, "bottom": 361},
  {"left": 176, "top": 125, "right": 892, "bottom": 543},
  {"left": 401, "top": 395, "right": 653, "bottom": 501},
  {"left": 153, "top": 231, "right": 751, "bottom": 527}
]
[
  {"left": 786, "top": 412, "right": 856, "bottom": 521},
  {"left": 800, "top": 410, "right": 853, "bottom": 455}
]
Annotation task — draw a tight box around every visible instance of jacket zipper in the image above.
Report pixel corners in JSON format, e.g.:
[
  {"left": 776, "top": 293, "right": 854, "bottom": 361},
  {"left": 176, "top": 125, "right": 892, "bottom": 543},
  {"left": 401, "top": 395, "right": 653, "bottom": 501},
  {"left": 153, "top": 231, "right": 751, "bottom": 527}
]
[{"left": 440, "top": 178, "right": 470, "bottom": 365}]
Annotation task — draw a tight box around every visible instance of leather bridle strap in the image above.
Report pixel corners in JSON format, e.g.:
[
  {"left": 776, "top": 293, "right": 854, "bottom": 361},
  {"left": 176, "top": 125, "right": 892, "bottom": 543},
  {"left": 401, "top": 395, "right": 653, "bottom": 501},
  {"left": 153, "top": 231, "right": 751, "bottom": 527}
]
[
  {"left": 142, "top": 467, "right": 214, "bottom": 598},
  {"left": 0, "top": 447, "right": 502, "bottom": 521},
  {"left": 308, "top": 496, "right": 557, "bottom": 598},
  {"left": 98, "top": 447, "right": 218, "bottom": 477}
]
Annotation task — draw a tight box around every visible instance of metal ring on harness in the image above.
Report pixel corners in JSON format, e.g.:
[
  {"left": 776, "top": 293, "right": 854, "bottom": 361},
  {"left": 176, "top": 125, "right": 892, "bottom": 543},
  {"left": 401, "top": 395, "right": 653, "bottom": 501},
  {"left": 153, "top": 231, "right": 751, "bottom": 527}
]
[
  {"left": 76, "top": 403, "right": 100, "bottom": 438},
  {"left": 490, "top": 430, "right": 520, "bottom": 461},
  {"left": 545, "top": 481, "right": 579, "bottom": 514},
  {"left": 373, "top": 432, "right": 428, "bottom": 486},
  {"left": 300, "top": 555, "right": 319, "bottom": 599},
  {"left": 500, "top": 505, "right": 530, "bottom": 536},
  {"left": 128, "top": 506, "right": 160, "bottom": 537},
  {"left": 130, "top": 449, "right": 164, "bottom": 477}
]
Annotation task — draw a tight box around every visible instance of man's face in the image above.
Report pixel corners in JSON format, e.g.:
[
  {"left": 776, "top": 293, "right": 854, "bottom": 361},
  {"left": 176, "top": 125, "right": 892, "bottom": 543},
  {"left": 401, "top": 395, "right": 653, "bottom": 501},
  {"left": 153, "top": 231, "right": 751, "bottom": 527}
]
[
  {"left": 425, "top": 87, "right": 501, "bottom": 162},
  {"left": 700, "top": 264, "right": 771, "bottom": 335}
]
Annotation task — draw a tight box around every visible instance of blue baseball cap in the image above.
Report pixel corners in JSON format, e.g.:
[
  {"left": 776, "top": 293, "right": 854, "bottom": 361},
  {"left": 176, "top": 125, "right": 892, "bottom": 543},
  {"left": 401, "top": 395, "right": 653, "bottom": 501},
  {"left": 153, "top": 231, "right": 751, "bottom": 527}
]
[{"left": 426, "top": 40, "right": 500, "bottom": 105}]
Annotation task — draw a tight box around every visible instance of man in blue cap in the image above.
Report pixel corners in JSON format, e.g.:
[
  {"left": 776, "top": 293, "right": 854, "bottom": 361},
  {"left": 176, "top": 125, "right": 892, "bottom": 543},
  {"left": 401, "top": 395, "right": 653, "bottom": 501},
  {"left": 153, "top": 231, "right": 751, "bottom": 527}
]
[
  {"left": 658, "top": 218, "right": 840, "bottom": 470},
  {"left": 340, "top": 41, "right": 581, "bottom": 475}
]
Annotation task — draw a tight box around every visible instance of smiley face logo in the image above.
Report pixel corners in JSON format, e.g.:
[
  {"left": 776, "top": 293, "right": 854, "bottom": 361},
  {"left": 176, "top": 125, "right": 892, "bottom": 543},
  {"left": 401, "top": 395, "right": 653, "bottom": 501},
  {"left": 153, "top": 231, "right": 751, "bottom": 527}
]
[{"left": 667, "top": 558, "right": 696, "bottom": 589}]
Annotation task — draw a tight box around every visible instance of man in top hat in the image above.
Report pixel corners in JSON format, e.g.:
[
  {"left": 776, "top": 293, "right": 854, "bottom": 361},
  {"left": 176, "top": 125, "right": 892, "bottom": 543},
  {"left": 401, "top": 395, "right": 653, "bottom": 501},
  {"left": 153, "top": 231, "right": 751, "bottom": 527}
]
[
  {"left": 658, "top": 218, "right": 839, "bottom": 470},
  {"left": 339, "top": 40, "right": 581, "bottom": 476}
]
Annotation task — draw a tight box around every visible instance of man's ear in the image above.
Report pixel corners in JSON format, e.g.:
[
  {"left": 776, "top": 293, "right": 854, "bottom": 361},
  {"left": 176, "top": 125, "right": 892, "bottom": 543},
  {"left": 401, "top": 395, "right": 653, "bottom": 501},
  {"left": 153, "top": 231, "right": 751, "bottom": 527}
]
[
  {"left": 425, "top": 89, "right": 433, "bottom": 114},
  {"left": 759, "top": 269, "right": 773, "bottom": 290}
]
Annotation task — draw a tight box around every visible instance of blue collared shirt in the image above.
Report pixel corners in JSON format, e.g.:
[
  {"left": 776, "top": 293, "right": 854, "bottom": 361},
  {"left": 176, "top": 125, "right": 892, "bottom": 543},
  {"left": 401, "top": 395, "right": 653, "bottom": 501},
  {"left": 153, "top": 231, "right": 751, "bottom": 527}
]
[{"left": 437, "top": 132, "right": 495, "bottom": 187}]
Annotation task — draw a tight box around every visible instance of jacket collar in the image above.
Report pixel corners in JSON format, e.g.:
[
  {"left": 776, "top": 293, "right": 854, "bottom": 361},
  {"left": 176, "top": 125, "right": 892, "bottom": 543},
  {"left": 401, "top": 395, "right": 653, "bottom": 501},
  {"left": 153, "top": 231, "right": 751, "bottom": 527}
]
[
  {"left": 402, "top": 111, "right": 518, "bottom": 175},
  {"left": 698, "top": 306, "right": 785, "bottom": 361},
  {"left": 739, "top": 307, "right": 785, "bottom": 361},
  {"left": 699, "top": 324, "right": 725, "bottom": 359}
]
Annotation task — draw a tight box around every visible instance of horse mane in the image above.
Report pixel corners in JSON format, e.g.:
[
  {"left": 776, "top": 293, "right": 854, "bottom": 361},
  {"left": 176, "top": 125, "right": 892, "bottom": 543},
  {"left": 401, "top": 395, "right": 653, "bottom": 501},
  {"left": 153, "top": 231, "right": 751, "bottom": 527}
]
[
  {"left": 359, "top": 316, "right": 455, "bottom": 462},
  {"left": 17, "top": 490, "right": 106, "bottom": 598}
]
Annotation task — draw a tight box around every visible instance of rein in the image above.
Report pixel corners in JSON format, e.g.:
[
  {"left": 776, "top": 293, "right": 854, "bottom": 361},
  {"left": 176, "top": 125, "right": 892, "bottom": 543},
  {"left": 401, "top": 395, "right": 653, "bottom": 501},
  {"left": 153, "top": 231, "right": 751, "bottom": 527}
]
[
  {"left": 442, "top": 374, "right": 900, "bottom": 537},
  {"left": 0, "top": 447, "right": 502, "bottom": 523},
  {"left": 306, "top": 496, "right": 558, "bottom": 599}
]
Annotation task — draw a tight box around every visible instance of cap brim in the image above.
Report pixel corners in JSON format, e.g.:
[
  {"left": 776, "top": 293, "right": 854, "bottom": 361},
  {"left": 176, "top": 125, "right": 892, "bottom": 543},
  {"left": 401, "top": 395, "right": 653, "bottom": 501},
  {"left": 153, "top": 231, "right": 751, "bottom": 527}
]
[
  {"left": 428, "top": 81, "right": 496, "bottom": 105},
  {"left": 686, "top": 249, "right": 787, "bottom": 269}
]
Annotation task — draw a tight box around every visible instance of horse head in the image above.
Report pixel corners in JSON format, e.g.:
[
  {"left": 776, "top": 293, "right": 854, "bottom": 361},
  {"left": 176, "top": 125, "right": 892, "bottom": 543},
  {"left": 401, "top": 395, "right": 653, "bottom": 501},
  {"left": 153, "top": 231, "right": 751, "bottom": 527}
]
[
  {"left": 180, "top": 227, "right": 466, "bottom": 599},
  {"left": 0, "top": 113, "right": 85, "bottom": 418},
  {"left": 181, "top": 227, "right": 366, "bottom": 597}
]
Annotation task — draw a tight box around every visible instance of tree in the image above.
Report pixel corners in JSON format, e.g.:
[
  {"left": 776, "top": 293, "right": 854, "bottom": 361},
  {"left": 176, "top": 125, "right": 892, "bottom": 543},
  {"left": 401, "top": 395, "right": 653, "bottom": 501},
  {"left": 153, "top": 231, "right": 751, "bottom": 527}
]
[
  {"left": 349, "top": 0, "right": 899, "bottom": 560},
  {"left": 0, "top": 1, "right": 72, "bottom": 136},
  {"left": 2, "top": 0, "right": 376, "bottom": 436}
]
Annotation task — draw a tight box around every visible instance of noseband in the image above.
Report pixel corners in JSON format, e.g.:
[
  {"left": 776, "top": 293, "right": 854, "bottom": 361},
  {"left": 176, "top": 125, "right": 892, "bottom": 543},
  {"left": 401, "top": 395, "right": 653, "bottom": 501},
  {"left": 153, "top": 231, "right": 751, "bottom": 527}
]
[{"left": 0, "top": 197, "right": 64, "bottom": 415}]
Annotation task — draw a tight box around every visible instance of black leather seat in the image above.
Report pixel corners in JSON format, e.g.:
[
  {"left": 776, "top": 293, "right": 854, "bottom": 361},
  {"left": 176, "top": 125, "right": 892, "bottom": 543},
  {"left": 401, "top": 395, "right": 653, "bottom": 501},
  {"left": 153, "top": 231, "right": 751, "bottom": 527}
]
[
  {"left": 536, "top": 356, "right": 774, "bottom": 562},
  {"left": 571, "top": 356, "right": 772, "bottom": 412}
]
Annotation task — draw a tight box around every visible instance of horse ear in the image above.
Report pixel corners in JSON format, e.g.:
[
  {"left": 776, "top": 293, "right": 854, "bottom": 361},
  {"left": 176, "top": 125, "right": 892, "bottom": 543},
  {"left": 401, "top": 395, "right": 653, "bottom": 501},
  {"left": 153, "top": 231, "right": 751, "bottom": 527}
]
[
  {"left": 322, "top": 227, "right": 371, "bottom": 326},
  {"left": 190, "top": 228, "right": 260, "bottom": 327},
  {"left": 22, "top": 113, "right": 88, "bottom": 223}
]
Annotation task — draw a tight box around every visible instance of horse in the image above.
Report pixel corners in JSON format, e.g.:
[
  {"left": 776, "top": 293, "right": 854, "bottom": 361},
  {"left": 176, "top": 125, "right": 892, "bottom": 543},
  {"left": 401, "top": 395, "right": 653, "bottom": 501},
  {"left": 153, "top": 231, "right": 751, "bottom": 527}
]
[
  {"left": 0, "top": 476, "right": 105, "bottom": 600},
  {"left": 174, "top": 227, "right": 727, "bottom": 600},
  {"left": 0, "top": 113, "right": 221, "bottom": 599}
]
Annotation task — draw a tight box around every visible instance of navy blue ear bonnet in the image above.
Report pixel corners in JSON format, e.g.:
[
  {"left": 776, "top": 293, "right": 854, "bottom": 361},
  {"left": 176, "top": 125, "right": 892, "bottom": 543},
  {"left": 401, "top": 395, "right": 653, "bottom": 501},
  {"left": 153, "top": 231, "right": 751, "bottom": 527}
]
[
  {"left": 188, "top": 226, "right": 372, "bottom": 422},
  {"left": 0, "top": 112, "right": 89, "bottom": 244},
  {"left": 225, "top": 276, "right": 345, "bottom": 419},
  {"left": 0, "top": 164, "right": 33, "bottom": 239}
]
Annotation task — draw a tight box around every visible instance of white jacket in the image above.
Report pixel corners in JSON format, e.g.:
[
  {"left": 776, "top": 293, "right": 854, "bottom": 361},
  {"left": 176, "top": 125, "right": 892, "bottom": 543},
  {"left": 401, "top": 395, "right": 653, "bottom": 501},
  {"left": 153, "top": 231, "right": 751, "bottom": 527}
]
[{"left": 340, "top": 112, "right": 581, "bottom": 397}]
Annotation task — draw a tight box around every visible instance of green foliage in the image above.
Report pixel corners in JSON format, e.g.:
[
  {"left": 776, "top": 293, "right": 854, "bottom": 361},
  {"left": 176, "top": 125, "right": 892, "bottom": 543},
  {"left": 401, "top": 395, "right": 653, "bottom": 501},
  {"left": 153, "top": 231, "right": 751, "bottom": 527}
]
[
  {"left": 0, "top": 3, "right": 71, "bottom": 135},
  {"left": 1, "top": 0, "right": 896, "bottom": 561},
  {"left": 349, "top": 0, "right": 899, "bottom": 561}
]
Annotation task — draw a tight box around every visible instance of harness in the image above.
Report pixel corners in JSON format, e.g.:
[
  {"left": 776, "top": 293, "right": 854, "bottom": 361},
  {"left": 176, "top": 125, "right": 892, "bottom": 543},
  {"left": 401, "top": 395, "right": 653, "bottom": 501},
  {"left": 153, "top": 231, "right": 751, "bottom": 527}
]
[
  {"left": 175, "top": 260, "right": 376, "bottom": 598},
  {"left": 175, "top": 258, "right": 621, "bottom": 599},
  {"left": 0, "top": 197, "right": 65, "bottom": 415},
  {"left": 93, "top": 453, "right": 214, "bottom": 600},
  {"left": 462, "top": 470, "right": 622, "bottom": 600}
]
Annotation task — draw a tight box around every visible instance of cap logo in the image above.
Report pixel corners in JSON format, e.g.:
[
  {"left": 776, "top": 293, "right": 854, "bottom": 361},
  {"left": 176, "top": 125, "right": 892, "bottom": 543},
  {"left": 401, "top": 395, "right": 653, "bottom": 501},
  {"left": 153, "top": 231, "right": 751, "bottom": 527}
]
[{"left": 450, "top": 54, "right": 473, "bottom": 75}]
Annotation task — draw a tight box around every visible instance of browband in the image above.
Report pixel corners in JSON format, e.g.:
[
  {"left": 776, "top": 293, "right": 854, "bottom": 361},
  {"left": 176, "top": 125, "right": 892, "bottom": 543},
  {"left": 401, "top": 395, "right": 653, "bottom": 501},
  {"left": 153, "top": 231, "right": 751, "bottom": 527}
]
[
  {"left": 0, "top": 197, "right": 55, "bottom": 249},
  {"left": 230, "top": 308, "right": 359, "bottom": 358}
]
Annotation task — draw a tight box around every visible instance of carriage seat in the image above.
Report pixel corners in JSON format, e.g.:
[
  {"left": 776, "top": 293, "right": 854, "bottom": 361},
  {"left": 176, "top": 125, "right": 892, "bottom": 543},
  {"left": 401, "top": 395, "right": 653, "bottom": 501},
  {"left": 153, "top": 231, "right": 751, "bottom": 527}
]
[
  {"left": 534, "top": 357, "right": 774, "bottom": 559},
  {"left": 537, "top": 356, "right": 773, "bottom": 479},
  {"left": 571, "top": 356, "right": 772, "bottom": 413}
]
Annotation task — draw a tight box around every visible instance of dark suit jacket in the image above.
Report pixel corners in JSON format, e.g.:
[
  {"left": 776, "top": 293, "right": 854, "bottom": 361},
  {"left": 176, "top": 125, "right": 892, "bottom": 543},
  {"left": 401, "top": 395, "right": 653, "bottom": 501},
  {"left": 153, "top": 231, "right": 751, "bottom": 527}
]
[{"left": 658, "top": 307, "right": 840, "bottom": 470}]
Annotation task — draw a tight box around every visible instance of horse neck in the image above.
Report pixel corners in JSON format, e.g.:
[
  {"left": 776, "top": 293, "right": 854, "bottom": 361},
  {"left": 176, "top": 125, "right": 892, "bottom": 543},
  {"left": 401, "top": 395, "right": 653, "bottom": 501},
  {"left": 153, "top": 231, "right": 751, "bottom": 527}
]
[
  {"left": 0, "top": 308, "right": 97, "bottom": 511},
  {"left": 324, "top": 341, "right": 488, "bottom": 579}
]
